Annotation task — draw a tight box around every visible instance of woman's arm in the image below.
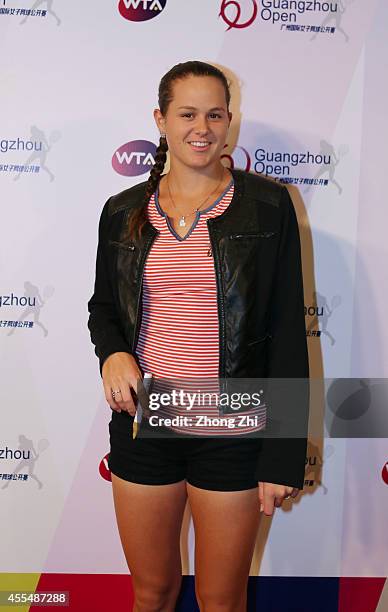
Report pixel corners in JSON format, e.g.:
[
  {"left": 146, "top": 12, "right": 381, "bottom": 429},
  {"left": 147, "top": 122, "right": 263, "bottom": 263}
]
[
  {"left": 87, "top": 198, "right": 132, "bottom": 376},
  {"left": 256, "top": 186, "right": 310, "bottom": 490}
]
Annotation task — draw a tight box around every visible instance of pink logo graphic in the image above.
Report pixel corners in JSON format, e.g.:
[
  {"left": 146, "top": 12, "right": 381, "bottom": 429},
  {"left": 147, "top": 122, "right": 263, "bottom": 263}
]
[
  {"left": 118, "top": 0, "right": 167, "bottom": 22},
  {"left": 112, "top": 140, "right": 157, "bottom": 177},
  {"left": 219, "top": 0, "right": 258, "bottom": 31},
  {"left": 99, "top": 453, "right": 112, "bottom": 482},
  {"left": 382, "top": 462, "right": 388, "bottom": 485},
  {"left": 221, "top": 143, "right": 251, "bottom": 171}
]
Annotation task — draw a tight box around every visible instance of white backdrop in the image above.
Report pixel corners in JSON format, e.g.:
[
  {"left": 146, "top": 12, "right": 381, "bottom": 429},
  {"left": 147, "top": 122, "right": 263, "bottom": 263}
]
[{"left": 1, "top": 1, "right": 387, "bottom": 610}]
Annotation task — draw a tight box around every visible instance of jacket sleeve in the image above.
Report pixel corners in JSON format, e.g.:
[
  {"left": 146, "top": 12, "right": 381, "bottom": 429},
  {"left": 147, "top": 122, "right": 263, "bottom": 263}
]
[
  {"left": 255, "top": 186, "right": 310, "bottom": 489},
  {"left": 87, "top": 198, "right": 132, "bottom": 376}
]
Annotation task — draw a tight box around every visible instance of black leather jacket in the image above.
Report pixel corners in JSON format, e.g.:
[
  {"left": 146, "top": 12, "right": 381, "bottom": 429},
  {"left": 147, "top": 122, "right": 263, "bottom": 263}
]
[{"left": 87, "top": 168, "right": 310, "bottom": 489}]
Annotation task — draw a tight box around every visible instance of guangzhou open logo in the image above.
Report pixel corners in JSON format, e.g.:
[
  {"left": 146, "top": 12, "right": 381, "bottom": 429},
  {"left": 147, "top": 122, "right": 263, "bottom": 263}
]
[
  {"left": 99, "top": 453, "right": 112, "bottom": 482},
  {"left": 219, "top": 0, "right": 258, "bottom": 30},
  {"left": 382, "top": 462, "right": 388, "bottom": 486},
  {"left": 118, "top": 0, "right": 167, "bottom": 22},
  {"left": 112, "top": 140, "right": 157, "bottom": 177},
  {"left": 221, "top": 143, "right": 251, "bottom": 172}
]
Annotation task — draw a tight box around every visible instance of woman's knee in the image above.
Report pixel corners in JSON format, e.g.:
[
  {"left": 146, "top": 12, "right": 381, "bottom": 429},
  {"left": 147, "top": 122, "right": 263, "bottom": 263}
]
[
  {"left": 133, "top": 574, "right": 182, "bottom": 612},
  {"left": 195, "top": 583, "right": 247, "bottom": 612}
]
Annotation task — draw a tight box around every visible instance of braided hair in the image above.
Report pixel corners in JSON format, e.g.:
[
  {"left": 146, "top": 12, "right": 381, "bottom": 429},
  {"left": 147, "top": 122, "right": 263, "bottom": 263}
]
[{"left": 127, "top": 60, "right": 231, "bottom": 242}]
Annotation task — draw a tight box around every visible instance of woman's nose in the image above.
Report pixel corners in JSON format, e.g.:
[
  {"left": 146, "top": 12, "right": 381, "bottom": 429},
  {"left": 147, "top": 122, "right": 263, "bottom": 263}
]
[{"left": 194, "top": 118, "right": 209, "bottom": 134}]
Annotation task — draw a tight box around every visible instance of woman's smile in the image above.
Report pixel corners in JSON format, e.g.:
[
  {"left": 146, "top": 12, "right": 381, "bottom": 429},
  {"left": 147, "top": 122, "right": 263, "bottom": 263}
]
[{"left": 187, "top": 140, "right": 212, "bottom": 152}]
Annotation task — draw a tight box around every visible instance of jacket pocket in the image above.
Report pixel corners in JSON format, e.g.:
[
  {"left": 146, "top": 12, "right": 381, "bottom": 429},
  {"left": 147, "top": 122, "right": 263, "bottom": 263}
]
[
  {"left": 229, "top": 231, "right": 277, "bottom": 240},
  {"left": 108, "top": 240, "right": 136, "bottom": 251},
  {"left": 247, "top": 333, "right": 273, "bottom": 346}
]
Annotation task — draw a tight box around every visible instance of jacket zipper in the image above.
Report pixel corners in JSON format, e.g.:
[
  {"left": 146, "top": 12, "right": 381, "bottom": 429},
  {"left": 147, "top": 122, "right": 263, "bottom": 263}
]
[
  {"left": 131, "top": 232, "right": 157, "bottom": 352},
  {"left": 207, "top": 220, "right": 227, "bottom": 406}
]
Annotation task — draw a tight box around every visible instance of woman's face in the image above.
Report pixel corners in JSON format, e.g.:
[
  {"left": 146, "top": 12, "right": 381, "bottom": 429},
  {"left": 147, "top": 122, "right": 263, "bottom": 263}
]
[{"left": 154, "top": 75, "right": 232, "bottom": 171}]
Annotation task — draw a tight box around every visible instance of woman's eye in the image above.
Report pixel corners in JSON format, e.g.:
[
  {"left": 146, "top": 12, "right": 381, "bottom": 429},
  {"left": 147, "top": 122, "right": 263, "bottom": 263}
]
[{"left": 181, "top": 113, "right": 222, "bottom": 119}]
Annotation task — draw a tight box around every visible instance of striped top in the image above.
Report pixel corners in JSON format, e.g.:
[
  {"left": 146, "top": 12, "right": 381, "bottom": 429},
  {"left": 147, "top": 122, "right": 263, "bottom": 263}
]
[{"left": 134, "top": 175, "right": 266, "bottom": 436}]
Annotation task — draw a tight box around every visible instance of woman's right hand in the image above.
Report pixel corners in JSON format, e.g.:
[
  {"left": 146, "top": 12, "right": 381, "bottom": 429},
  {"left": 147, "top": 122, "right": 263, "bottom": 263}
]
[{"left": 102, "top": 352, "right": 148, "bottom": 416}]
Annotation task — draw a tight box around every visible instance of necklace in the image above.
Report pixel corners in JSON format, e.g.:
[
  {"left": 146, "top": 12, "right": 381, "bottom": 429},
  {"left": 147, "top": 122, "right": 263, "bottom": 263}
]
[{"left": 166, "top": 167, "right": 226, "bottom": 228}]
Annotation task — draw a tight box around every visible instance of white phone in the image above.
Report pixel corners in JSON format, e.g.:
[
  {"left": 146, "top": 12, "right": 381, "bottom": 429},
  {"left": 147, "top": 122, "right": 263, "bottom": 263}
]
[{"left": 132, "top": 372, "right": 153, "bottom": 439}]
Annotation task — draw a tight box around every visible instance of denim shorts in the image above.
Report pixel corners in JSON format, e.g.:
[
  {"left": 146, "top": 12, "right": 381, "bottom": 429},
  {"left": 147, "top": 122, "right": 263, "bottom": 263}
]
[{"left": 108, "top": 411, "right": 263, "bottom": 492}]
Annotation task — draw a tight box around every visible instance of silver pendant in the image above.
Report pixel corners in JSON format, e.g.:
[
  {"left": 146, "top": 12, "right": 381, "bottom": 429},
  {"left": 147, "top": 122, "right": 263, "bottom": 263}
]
[{"left": 179, "top": 216, "right": 186, "bottom": 227}]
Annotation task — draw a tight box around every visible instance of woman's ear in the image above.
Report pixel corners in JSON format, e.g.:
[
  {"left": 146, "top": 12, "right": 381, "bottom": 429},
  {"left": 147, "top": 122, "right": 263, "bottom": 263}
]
[{"left": 153, "top": 108, "right": 165, "bottom": 134}]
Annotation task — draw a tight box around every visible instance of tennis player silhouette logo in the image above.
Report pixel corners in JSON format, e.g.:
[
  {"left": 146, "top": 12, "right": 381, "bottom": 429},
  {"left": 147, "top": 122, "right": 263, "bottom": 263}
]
[
  {"left": 306, "top": 291, "right": 341, "bottom": 346},
  {"left": 13, "top": 126, "right": 61, "bottom": 182},
  {"left": 118, "top": 0, "right": 167, "bottom": 22},
  {"left": 310, "top": 0, "right": 353, "bottom": 42},
  {"left": 7, "top": 282, "right": 54, "bottom": 337},
  {"left": 304, "top": 141, "right": 348, "bottom": 197},
  {"left": 20, "top": 0, "right": 61, "bottom": 25},
  {"left": 1, "top": 436, "right": 49, "bottom": 490}
]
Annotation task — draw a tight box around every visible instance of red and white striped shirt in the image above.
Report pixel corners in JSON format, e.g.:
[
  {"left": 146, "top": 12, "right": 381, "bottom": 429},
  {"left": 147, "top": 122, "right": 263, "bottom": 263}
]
[{"left": 135, "top": 176, "right": 266, "bottom": 436}]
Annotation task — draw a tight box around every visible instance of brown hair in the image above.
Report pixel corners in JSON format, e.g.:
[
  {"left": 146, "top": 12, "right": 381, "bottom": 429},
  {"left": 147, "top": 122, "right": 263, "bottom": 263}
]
[{"left": 127, "top": 60, "right": 231, "bottom": 242}]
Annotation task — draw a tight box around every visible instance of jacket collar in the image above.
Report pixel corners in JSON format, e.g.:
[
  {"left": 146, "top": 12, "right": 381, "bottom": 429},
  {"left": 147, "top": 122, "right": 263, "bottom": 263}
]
[{"left": 109, "top": 167, "right": 246, "bottom": 217}]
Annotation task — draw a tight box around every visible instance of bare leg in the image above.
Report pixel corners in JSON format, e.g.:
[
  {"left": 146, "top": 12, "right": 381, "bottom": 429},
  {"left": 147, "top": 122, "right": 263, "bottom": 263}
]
[
  {"left": 111, "top": 474, "right": 188, "bottom": 612},
  {"left": 187, "top": 482, "right": 261, "bottom": 612}
]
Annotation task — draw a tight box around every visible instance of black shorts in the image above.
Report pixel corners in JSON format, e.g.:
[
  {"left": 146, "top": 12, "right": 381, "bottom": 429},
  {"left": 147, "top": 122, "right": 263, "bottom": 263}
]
[{"left": 108, "top": 411, "right": 263, "bottom": 492}]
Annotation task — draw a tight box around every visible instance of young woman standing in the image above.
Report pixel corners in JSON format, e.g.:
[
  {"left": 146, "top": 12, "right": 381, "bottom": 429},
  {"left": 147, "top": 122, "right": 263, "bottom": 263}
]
[{"left": 88, "top": 61, "right": 309, "bottom": 612}]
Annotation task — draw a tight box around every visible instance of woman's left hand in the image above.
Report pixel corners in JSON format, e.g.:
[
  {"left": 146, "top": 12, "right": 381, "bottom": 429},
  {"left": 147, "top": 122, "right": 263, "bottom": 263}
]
[{"left": 258, "top": 482, "right": 299, "bottom": 516}]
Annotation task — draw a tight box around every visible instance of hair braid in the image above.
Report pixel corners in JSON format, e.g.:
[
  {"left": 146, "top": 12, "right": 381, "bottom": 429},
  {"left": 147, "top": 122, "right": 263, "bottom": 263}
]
[{"left": 127, "top": 135, "right": 168, "bottom": 243}]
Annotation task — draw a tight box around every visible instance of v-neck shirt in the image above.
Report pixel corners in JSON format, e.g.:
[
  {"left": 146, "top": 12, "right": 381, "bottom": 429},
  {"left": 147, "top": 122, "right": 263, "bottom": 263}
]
[
  {"left": 134, "top": 176, "right": 266, "bottom": 436},
  {"left": 154, "top": 176, "right": 233, "bottom": 241}
]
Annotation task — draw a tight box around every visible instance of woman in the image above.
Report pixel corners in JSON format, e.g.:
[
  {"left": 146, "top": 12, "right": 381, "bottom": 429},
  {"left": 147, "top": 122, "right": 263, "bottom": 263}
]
[{"left": 88, "top": 61, "right": 309, "bottom": 612}]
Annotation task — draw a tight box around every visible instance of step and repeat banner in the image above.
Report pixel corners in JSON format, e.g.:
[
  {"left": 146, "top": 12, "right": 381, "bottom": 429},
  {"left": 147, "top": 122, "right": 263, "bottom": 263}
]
[{"left": 1, "top": 1, "right": 387, "bottom": 611}]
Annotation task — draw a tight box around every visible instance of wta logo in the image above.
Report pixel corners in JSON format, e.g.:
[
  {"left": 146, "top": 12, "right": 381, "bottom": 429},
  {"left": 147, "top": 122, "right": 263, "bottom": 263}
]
[
  {"left": 219, "top": 0, "right": 258, "bottom": 30},
  {"left": 118, "top": 0, "right": 167, "bottom": 22},
  {"left": 112, "top": 140, "right": 157, "bottom": 176}
]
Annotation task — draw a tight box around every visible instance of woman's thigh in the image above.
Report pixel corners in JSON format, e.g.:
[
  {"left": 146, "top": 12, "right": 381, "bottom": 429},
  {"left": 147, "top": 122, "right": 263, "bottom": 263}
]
[
  {"left": 111, "top": 474, "right": 188, "bottom": 589},
  {"left": 187, "top": 482, "right": 261, "bottom": 610}
]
